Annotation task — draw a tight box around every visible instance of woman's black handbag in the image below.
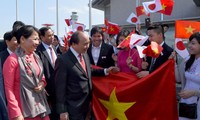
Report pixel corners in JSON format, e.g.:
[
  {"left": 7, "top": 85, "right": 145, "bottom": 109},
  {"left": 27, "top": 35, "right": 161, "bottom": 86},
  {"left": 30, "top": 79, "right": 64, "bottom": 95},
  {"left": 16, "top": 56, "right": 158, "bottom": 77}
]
[{"left": 179, "top": 102, "right": 197, "bottom": 119}]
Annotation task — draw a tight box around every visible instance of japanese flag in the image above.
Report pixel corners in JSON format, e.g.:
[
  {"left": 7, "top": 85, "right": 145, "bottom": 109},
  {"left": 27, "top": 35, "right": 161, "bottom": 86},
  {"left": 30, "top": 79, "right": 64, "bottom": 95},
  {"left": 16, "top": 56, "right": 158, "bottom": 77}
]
[
  {"left": 126, "top": 12, "right": 140, "bottom": 25},
  {"left": 129, "top": 34, "right": 148, "bottom": 48},
  {"left": 142, "top": 0, "right": 162, "bottom": 14},
  {"left": 72, "top": 22, "right": 86, "bottom": 32},
  {"left": 175, "top": 38, "right": 189, "bottom": 59},
  {"left": 136, "top": 45, "right": 147, "bottom": 58}
]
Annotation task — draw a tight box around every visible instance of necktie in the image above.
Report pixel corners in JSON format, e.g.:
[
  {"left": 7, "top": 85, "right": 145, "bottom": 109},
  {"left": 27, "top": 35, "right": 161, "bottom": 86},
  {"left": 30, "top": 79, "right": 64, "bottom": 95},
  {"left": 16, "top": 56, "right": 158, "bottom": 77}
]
[
  {"left": 49, "top": 46, "right": 56, "bottom": 65},
  {"left": 78, "top": 54, "right": 87, "bottom": 73},
  {"left": 149, "top": 58, "right": 156, "bottom": 72}
]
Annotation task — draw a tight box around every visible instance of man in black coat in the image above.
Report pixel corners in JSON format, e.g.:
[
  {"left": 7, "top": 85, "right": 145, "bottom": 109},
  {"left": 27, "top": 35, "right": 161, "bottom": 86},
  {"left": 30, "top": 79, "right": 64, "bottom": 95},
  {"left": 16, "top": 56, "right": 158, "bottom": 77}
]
[
  {"left": 0, "top": 31, "right": 18, "bottom": 68},
  {"left": 36, "top": 27, "right": 59, "bottom": 120},
  {"left": 87, "top": 26, "right": 115, "bottom": 68},
  {"left": 55, "top": 31, "right": 118, "bottom": 120},
  {"left": 137, "top": 25, "right": 173, "bottom": 78}
]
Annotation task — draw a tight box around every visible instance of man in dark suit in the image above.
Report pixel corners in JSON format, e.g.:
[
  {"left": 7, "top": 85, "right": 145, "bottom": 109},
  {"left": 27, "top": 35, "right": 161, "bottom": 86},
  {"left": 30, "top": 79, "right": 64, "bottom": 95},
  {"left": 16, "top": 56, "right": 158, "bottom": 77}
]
[
  {"left": 55, "top": 31, "right": 118, "bottom": 120},
  {"left": 137, "top": 25, "right": 173, "bottom": 78},
  {"left": 87, "top": 26, "right": 115, "bottom": 68},
  {"left": 0, "top": 60, "right": 8, "bottom": 120},
  {"left": 0, "top": 31, "right": 18, "bottom": 68},
  {"left": 36, "top": 27, "right": 59, "bottom": 120}
]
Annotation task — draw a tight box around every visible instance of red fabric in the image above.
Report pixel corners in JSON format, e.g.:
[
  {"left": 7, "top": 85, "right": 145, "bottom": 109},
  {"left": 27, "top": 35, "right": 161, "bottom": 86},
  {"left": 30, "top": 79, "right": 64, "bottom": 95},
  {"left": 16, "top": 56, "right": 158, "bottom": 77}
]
[
  {"left": 175, "top": 20, "right": 200, "bottom": 39},
  {"left": 92, "top": 60, "right": 178, "bottom": 120},
  {"left": 136, "top": 6, "right": 150, "bottom": 17},
  {"left": 142, "top": 41, "right": 163, "bottom": 58},
  {"left": 105, "top": 20, "right": 120, "bottom": 34},
  {"left": 158, "top": 0, "right": 174, "bottom": 15}
]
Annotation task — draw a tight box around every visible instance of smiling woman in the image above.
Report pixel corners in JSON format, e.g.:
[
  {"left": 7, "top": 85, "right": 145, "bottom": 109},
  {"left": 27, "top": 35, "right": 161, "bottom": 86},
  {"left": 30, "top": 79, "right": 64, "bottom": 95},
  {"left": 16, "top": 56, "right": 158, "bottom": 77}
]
[{"left": 3, "top": 25, "right": 51, "bottom": 120}]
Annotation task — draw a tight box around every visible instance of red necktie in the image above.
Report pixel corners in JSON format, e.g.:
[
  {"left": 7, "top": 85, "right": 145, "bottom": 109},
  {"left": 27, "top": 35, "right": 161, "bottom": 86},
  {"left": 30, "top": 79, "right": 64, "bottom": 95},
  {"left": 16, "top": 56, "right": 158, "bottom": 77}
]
[
  {"left": 49, "top": 46, "right": 56, "bottom": 65},
  {"left": 79, "top": 54, "right": 87, "bottom": 72}
]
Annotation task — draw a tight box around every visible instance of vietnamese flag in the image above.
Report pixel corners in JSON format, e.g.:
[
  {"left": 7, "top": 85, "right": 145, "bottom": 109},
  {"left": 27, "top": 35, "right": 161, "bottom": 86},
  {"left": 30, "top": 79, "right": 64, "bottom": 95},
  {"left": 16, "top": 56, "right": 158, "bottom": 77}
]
[
  {"left": 136, "top": 6, "right": 150, "bottom": 17},
  {"left": 92, "top": 60, "right": 178, "bottom": 120},
  {"left": 105, "top": 20, "right": 120, "bottom": 34},
  {"left": 175, "top": 20, "right": 200, "bottom": 39},
  {"left": 117, "top": 31, "right": 135, "bottom": 49},
  {"left": 158, "top": 0, "right": 174, "bottom": 15},
  {"left": 142, "top": 41, "right": 163, "bottom": 58}
]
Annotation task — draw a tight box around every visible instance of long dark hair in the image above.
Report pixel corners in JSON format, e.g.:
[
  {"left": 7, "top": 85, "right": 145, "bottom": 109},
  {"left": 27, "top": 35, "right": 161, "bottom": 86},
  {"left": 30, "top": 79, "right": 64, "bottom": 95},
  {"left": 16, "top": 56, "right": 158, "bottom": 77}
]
[{"left": 185, "top": 32, "right": 200, "bottom": 71}]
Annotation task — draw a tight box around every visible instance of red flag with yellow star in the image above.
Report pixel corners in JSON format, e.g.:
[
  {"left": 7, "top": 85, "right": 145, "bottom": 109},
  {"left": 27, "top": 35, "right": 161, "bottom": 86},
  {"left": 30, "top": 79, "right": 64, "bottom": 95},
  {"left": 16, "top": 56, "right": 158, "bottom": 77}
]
[
  {"left": 105, "top": 19, "right": 120, "bottom": 34},
  {"left": 175, "top": 20, "right": 200, "bottom": 39},
  {"left": 136, "top": 6, "right": 150, "bottom": 17},
  {"left": 158, "top": 0, "right": 174, "bottom": 15},
  {"left": 92, "top": 60, "right": 178, "bottom": 120},
  {"left": 142, "top": 41, "right": 163, "bottom": 58},
  {"left": 117, "top": 31, "right": 135, "bottom": 49}
]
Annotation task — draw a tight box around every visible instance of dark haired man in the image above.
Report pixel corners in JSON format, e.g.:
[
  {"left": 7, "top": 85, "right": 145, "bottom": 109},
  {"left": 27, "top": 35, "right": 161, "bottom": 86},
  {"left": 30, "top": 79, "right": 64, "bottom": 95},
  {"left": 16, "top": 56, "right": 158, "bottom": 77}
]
[
  {"left": 0, "top": 31, "right": 18, "bottom": 68},
  {"left": 137, "top": 25, "right": 173, "bottom": 78},
  {"left": 36, "top": 27, "right": 59, "bottom": 120},
  {"left": 55, "top": 31, "right": 118, "bottom": 120},
  {"left": 87, "top": 26, "right": 115, "bottom": 68}
]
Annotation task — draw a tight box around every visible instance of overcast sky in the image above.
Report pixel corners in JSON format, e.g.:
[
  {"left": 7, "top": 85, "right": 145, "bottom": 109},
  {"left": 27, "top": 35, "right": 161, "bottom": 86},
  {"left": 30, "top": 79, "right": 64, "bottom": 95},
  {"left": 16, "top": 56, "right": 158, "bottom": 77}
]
[{"left": 0, "top": 0, "right": 104, "bottom": 38}]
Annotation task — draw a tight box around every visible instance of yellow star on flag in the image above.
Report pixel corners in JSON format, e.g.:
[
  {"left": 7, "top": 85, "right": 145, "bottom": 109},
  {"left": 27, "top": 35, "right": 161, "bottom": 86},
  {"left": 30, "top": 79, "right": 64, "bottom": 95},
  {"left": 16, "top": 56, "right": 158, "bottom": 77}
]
[
  {"left": 110, "top": 26, "right": 114, "bottom": 31},
  {"left": 99, "top": 88, "right": 136, "bottom": 120},
  {"left": 162, "top": 4, "right": 167, "bottom": 11},
  {"left": 141, "top": 8, "right": 145, "bottom": 13},
  {"left": 185, "top": 25, "right": 195, "bottom": 34},
  {"left": 125, "top": 35, "right": 131, "bottom": 41}
]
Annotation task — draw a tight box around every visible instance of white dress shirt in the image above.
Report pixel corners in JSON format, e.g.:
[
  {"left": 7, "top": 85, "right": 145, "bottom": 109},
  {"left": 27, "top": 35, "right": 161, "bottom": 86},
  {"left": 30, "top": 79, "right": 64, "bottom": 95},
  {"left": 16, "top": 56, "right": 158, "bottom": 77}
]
[{"left": 91, "top": 44, "right": 102, "bottom": 65}]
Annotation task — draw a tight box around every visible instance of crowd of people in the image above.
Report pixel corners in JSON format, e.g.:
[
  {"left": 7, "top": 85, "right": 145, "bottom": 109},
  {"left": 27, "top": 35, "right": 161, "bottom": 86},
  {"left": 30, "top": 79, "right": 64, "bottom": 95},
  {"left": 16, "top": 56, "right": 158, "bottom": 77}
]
[{"left": 0, "top": 20, "right": 200, "bottom": 120}]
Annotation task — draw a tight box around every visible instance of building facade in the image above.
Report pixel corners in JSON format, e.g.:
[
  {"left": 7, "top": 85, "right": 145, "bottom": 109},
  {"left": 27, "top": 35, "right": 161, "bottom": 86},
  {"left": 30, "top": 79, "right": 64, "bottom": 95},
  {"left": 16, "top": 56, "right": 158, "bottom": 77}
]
[{"left": 92, "top": 0, "right": 200, "bottom": 46}]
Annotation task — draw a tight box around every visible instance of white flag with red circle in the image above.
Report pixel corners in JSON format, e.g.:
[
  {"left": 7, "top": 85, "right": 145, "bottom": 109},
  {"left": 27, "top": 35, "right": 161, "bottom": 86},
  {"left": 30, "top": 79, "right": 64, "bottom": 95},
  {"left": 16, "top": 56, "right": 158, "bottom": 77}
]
[
  {"left": 72, "top": 22, "right": 86, "bottom": 32},
  {"left": 142, "top": 0, "right": 162, "bottom": 14},
  {"left": 175, "top": 38, "right": 189, "bottom": 59},
  {"left": 126, "top": 12, "right": 140, "bottom": 25}
]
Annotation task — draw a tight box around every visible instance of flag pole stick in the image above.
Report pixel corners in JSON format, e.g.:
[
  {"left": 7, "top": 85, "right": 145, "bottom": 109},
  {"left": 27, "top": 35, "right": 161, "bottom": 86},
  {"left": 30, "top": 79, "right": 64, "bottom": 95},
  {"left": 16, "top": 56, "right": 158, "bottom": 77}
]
[
  {"left": 89, "top": 0, "right": 92, "bottom": 33},
  {"left": 56, "top": 0, "right": 59, "bottom": 36},
  {"left": 16, "top": 0, "right": 18, "bottom": 21},
  {"left": 33, "top": 0, "right": 36, "bottom": 26},
  {"left": 161, "top": 14, "right": 163, "bottom": 21}
]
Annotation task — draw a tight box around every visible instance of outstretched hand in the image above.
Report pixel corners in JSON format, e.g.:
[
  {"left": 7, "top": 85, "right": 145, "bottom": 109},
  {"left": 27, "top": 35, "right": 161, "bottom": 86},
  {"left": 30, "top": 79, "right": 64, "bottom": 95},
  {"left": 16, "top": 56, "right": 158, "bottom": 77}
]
[
  {"left": 168, "top": 51, "right": 176, "bottom": 60},
  {"left": 106, "top": 66, "right": 120, "bottom": 74}
]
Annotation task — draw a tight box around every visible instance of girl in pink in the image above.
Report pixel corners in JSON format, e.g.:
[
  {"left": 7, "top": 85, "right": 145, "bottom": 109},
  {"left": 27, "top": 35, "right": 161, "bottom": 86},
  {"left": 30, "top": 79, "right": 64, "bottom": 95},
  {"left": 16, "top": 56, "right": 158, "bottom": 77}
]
[{"left": 115, "top": 30, "right": 142, "bottom": 74}]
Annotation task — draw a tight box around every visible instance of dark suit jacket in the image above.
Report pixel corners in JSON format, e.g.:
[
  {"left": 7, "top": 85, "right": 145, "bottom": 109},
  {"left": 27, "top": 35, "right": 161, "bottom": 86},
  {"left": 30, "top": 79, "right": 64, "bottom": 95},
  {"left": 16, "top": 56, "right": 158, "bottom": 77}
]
[
  {"left": 55, "top": 49, "right": 104, "bottom": 119},
  {"left": 0, "top": 60, "right": 8, "bottom": 120},
  {"left": 146, "top": 42, "right": 173, "bottom": 73},
  {"left": 0, "top": 49, "right": 10, "bottom": 69},
  {"left": 87, "top": 42, "right": 115, "bottom": 68},
  {"left": 0, "top": 41, "right": 7, "bottom": 53},
  {"left": 36, "top": 43, "right": 57, "bottom": 102},
  {"left": 56, "top": 45, "right": 62, "bottom": 55}
]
